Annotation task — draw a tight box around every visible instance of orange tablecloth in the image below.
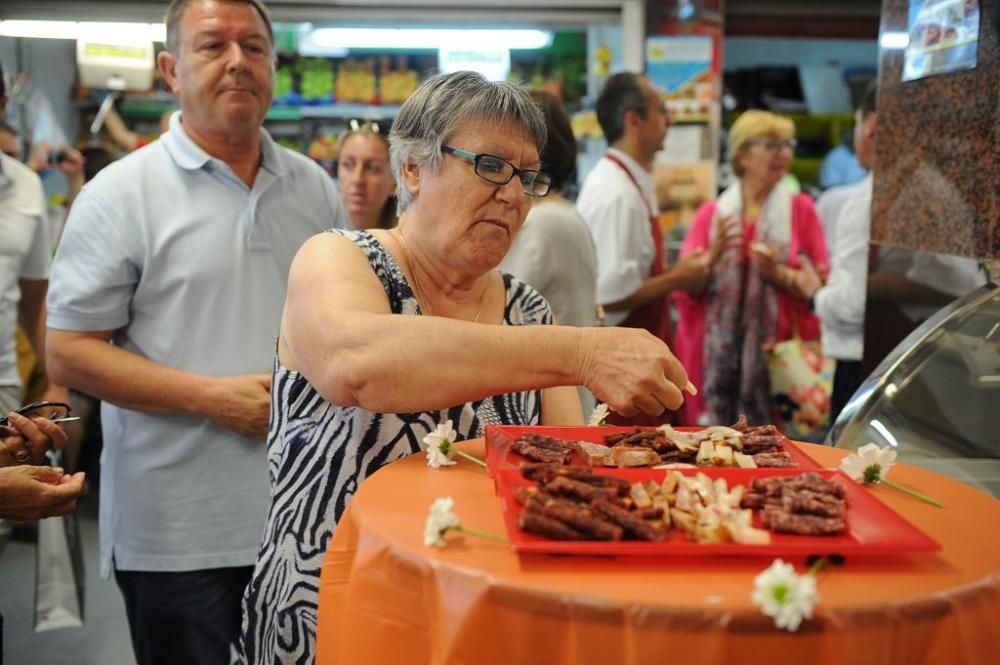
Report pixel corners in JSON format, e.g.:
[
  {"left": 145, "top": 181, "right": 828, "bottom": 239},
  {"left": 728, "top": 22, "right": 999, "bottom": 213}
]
[{"left": 316, "top": 440, "right": 1000, "bottom": 665}]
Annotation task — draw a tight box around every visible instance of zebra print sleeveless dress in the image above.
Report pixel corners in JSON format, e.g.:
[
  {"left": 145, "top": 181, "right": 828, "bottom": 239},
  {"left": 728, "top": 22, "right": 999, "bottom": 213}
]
[{"left": 234, "top": 230, "right": 549, "bottom": 665}]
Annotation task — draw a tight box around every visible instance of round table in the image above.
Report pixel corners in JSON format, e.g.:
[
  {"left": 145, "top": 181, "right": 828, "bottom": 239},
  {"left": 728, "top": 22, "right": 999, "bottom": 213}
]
[{"left": 316, "top": 440, "right": 1000, "bottom": 665}]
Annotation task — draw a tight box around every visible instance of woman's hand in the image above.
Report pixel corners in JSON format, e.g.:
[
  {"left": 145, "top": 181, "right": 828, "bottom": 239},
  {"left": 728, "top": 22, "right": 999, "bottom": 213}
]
[
  {"left": 750, "top": 241, "right": 784, "bottom": 284},
  {"left": 576, "top": 328, "right": 691, "bottom": 418},
  {"left": 0, "top": 466, "right": 85, "bottom": 520},
  {"left": 709, "top": 215, "right": 743, "bottom": 265},
  {"left": 675, "top": 215, "right": 744, "bottom": 295},
  {"left": 669, "top": 249, "right": 713, "bottom": 294},
  {"left": 0, "top": 412, "right": 70, "bottom": 467},
  {"left": 750, "top": 241, "right": 812, "bottom": 298},
  {"left": 796, "top": 255, "right": 824, "bottom": 299}
]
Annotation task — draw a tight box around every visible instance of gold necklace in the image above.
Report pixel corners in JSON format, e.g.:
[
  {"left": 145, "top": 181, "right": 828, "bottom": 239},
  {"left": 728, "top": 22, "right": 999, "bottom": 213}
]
[{"left": 394, "top": 229, "right": 487, "bottom": 323}]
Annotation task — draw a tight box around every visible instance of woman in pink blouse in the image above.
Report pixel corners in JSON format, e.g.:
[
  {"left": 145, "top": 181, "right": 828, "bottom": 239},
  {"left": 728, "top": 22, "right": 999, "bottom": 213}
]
[{"left": 673, "top": 110, "right": 829, "bottom": 427}]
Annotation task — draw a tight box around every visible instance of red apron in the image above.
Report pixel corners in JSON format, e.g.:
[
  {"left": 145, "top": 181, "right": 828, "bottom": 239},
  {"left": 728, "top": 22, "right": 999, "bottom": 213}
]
[{"left": 603, "top": 153, "right": 674, "bottom": 427}]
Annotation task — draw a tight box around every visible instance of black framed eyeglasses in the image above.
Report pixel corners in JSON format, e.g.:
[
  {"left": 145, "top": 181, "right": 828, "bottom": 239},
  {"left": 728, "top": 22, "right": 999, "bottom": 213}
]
[
  {"left": 441, "top": 145, "right": 552, "bottom": 197},
  {"left": 0, "top": 400, "right": 79, "bottom": 429}
]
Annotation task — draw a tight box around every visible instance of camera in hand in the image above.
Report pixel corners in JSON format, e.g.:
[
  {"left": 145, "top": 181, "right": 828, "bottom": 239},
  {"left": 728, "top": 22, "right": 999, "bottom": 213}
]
[{"left": 46, "top": 150, "right": 68, "bottom": 165}]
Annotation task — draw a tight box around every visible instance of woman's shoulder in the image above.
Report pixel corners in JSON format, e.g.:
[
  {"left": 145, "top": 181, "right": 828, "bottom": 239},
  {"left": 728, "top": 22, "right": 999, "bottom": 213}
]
[
  {"left": 323, "top": 228, "right": 392, "bottom": 254},
  {"left": 524, "top": 201, "right": 591, "bottom": 240},
  {"left": 684, "top": 200, "right": 718, "bottom": 240},
  {"left": 791, "top": 192, "right": 819, "bottom": 215},
  {"left": 790, "top": 193, "right": 822, "bottom": 228}
]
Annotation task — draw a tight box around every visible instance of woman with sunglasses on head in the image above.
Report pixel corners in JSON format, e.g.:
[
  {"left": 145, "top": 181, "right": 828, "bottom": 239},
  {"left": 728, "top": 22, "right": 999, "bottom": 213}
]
[
  {"left": 673, "top": 109, "right": 829, "bottom": 429},
  {"left": 336, "top": 121, "right": 398, "bottom": 229},
  {"left": 235, "top": 71, "right": 693, "bottom": 665}
]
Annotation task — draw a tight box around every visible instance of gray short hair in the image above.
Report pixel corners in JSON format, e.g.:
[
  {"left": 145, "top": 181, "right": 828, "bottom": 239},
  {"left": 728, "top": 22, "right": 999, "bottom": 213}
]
[
  {"left": 389, "top": 71, "right": 547, "bottom": 212},
  {"left": 164, "top": 0, "right": 274, "bottom": 54}
]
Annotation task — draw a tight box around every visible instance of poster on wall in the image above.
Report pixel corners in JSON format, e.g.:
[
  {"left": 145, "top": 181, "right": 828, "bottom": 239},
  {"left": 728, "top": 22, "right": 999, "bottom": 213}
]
[
  {"left": 645, "top": 35, "right": 720, "bottom": 236},
  {"left": 903, "top": 0, "right": 980, "bottom": 81},
  {"left": 645, "top": 36, "right": 715, "bottom": 125}
]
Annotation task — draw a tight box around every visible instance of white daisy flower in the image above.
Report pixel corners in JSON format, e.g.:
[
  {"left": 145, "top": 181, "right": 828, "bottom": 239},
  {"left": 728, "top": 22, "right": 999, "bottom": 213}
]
[
  {"left": 423, "top": 497, "right": 460, "bottom": 547},
  {"left": 751, "top": 559, "right": 820, "bottom": 632},
  {"left": 840, "top": 442, "right": 897, "bottom": 484},
  {"left": 588, "top": 403, "right": 610, "bottom": 427},
  {"left": 424, "top": 419, "right": 459, "bottom": 469}
]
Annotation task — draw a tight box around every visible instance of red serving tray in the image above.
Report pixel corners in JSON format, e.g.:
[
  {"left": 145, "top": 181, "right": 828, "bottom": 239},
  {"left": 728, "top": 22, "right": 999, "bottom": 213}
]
[
  {"left": 496, "top": 467, "right": 941, "bottom": 557},
  {"left": 485, "top": 425, "right": 823, "bottom": 478}
]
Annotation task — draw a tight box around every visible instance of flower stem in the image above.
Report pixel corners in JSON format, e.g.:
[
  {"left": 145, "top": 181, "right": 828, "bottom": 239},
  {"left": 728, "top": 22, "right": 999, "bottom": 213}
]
[
  {"left": 456, "top": 450, "right": 488, "bottom": 468},
  {"left": 455, "top": 525, "right": 507, "bottom": 543},
  {"left": 807, "top": 557, "right": 827, "bottom": 576},
  {"left": 879, "top": 479, "right": 945, "bottom": 508}
]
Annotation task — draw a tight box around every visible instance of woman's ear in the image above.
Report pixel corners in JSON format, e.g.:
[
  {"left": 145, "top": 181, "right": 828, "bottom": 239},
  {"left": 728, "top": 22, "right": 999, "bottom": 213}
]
[
  {"left": 401, "top": 159, "right": 421, "bottom": 196},
  {"left": 733, "top": 148, "right": 747, "bottom": 176}
]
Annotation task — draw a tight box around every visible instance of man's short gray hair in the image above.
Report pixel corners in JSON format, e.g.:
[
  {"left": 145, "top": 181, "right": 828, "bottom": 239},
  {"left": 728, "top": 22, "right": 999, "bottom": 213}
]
[
  {"left": 164, "top": 0, "right": 274, "bottom": 54},
  {"left": 389, "top": 71, "right": 547, "bottom": 212}
]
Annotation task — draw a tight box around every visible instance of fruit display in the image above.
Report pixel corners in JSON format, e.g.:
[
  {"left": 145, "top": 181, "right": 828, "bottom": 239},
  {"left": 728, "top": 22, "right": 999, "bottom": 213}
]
[
  {"left": 335, "top": 58, "right": 377, "bottom": 104},
  {"left": 379, "top": 56, "right": 420, "bottom": 105},
  {"left": 306, "top": 133, "right": 338, "bottom": 162},
  {"left": 298, "top": 57, "right": 335, "bottom": 104}
]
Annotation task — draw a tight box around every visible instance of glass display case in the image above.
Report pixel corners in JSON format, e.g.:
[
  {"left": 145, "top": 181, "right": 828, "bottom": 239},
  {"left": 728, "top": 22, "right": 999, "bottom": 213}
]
[{"left": 829, "top": 281, "right": 1000, "bottom": 498}]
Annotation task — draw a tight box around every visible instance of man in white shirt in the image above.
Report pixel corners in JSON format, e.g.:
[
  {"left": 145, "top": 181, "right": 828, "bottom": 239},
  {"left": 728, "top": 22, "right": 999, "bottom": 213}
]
[
  {"left": 0, "top": 59, "right": 68, "bottom": 418},
  {"left": 801, "top": 81, "right": 879, "bottom": 424},
  {"left": 576, "top": 74, "right": 710, "bottom": 414},
  {"left": 0, "top": 58, "right": 84, "bottom": 546},
  {"left": 815, "top": 181, "right": 860, "bottom": 261},
  {"left": 45, "top": 3, "right": 347, "bottom": 664},
  {"left": 801, "top": 81, "right": 984, "bottom": 424}
]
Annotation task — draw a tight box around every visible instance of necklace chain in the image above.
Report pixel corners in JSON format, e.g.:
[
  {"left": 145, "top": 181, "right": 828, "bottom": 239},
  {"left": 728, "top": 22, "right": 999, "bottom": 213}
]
[{"left": 394, "top": 229, "right": 486, "bottom": 323}]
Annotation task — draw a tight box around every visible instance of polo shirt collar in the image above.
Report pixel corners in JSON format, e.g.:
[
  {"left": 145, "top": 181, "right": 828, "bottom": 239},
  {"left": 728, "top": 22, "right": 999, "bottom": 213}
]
[{"left": 160, "top": 110, "right": 283, "bottom": 177}]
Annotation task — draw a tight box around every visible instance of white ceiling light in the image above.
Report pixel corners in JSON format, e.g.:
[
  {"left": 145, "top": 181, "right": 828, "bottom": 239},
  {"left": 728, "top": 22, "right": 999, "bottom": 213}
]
[
  {"left": 879, "top": 31, "right": 910, "bottom": 50},
  {"left": 0, "top": 20, "right": 165, "bottom": 43},
  {"left": 309, "top": 27, "right": 553, "bottom": 51}
]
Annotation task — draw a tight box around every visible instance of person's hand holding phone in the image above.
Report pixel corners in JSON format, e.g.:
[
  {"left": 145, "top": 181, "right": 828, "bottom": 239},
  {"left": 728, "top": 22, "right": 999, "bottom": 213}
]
[
  {"left": 0, "top": 402, "right": 74, "bottom": 467},
  {"left": 27, "top": 142, "right": 85, "bottom": 176}
]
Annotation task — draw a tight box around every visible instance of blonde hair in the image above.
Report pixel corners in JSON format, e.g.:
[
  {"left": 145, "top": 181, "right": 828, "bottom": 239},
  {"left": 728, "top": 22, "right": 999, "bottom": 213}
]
[{"left": 728, "top": 110, "right": 795, "bottom": 177}]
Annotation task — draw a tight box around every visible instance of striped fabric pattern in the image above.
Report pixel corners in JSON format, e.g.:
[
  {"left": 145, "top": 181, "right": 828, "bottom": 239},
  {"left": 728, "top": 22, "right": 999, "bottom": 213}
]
[{"left": 234, "top": 230, "right": 549, "bottom": 665}]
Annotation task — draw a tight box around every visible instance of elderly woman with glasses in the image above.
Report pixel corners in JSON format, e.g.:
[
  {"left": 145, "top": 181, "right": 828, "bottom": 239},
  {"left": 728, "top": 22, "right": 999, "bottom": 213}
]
[
  {"left": 235, "top": 71, "right": 692, "bottom": 665},
  {"left": 673, "top": 109, "right": 829, "bottom": 428}
]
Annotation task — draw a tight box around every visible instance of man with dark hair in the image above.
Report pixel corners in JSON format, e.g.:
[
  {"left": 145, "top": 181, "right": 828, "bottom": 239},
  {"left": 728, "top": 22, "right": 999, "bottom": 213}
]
[
  {"left": 576, "top": 72, "right": 712, "bottom": 423},
  {"left": 45, "top": 1, "right": 348, "bottom": 663}
]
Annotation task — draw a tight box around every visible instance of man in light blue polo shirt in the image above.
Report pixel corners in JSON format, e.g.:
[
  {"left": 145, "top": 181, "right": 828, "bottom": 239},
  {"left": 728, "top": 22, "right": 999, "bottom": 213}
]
[{"left": 45, "top": 1, "right": 347, "bottom": 663}]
